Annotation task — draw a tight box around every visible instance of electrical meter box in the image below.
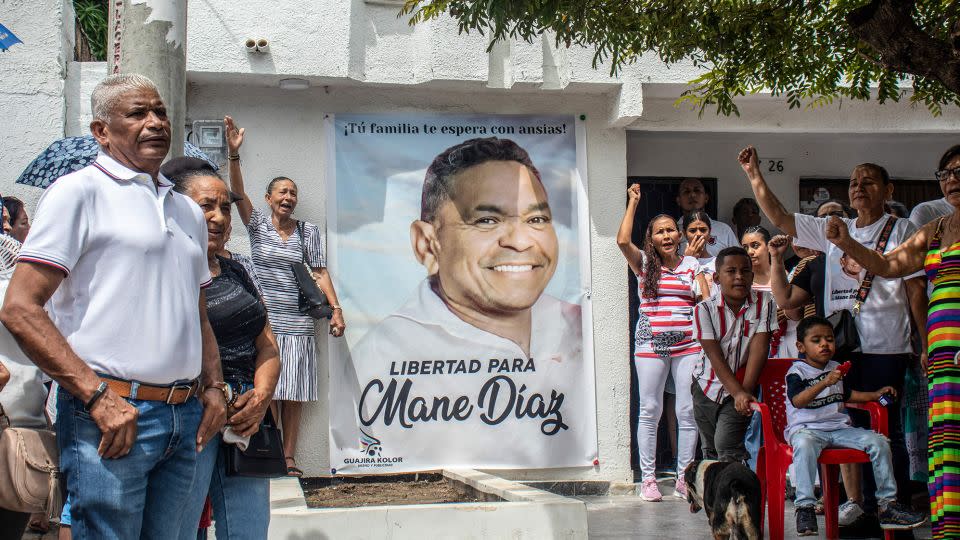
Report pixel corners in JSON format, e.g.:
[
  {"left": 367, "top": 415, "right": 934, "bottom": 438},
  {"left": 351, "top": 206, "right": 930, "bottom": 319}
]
[{"left": 191, "top": 120, "right": 226, "bottom": 168}]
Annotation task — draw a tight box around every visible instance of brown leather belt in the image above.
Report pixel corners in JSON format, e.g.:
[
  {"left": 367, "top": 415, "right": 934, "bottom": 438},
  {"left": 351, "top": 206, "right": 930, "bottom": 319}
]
[{"left": 101, "top": 377, "right": 200, "bottom": 404}]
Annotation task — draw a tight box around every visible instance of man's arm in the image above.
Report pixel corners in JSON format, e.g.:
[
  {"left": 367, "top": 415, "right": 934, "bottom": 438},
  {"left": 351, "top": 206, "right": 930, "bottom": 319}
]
[
  {"left": 905, "top": 277, "right": 929, "bottom": 369},
  {"left": 1, "top": 262, "right": 138, "bottom": 457},
  {"left": 737, "top": 146, "right": 797, "bottom": 237},
  {"left": 195, "top": 290, "right": 227, "bottom": 452}
]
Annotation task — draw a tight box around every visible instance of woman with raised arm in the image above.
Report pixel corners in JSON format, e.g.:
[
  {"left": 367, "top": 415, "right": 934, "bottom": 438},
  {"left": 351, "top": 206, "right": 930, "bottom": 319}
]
[
  {"left": 224, "top": 116, "right": 345, "bottom": 477},
  {"left": 618, "top": 183, "right": 709, "bottom": 502},
  {"left": 825, "top": 145, "right": 960, "bottom": 539},
  {"left": 738, "top": 144, "right": 926, "bottom": 522}
]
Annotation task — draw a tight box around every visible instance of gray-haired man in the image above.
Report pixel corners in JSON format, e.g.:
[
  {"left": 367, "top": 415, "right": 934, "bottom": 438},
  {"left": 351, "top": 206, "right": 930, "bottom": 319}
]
[{"left": 1, "top": 74, "right": 227, "bottom": 538}]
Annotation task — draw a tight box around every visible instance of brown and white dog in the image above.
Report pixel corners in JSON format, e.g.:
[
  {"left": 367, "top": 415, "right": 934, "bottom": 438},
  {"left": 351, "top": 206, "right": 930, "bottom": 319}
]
[{"left": 683, "top": 459, "right": 762, "bottom": 540}]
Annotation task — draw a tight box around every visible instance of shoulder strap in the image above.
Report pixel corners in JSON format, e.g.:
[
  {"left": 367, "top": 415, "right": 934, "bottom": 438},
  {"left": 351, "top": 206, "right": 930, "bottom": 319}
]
[
  {"left": 297, "top": 221, "right": 307, "bottom": 264},
  {"left": 931, "top": 216, "right": 946, "bottom": 249},
  {"left": 852, "top": 216, "right": 897, "bottom": 313}
]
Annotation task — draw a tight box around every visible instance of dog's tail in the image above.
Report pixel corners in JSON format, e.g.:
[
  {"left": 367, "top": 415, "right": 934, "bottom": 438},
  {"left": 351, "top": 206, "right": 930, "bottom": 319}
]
[{"left": 726, "top": 482, "right": 761, "bottom": 540}]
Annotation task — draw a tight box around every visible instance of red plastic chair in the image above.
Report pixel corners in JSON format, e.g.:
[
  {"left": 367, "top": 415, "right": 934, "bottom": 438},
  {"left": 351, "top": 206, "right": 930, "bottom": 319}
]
[{"left": 751, "top": 357, "right": 892, "bottom": 540}]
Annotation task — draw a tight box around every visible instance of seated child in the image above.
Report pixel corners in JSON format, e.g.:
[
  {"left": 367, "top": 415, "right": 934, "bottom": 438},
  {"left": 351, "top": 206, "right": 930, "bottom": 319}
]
[
  {"left": 787, "top": 316, "right": 925, "bottom": 536},
  {"left": 692, "top": 246, "right": 776, "bottom": 462}
]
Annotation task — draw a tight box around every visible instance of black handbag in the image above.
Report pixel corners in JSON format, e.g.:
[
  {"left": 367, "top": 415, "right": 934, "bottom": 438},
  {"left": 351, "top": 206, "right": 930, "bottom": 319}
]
[
  {"left": 827, "top": 216, "right": 897, "bottom": 359},
  {"left": 827, "top": 309, "right": 861, "bottom": 358},
  {"left": 223, "top": 409, "right": 286, "bottom": 478},
  {"left": 292, "top": 221, "right": 333, "bottom": 320}
]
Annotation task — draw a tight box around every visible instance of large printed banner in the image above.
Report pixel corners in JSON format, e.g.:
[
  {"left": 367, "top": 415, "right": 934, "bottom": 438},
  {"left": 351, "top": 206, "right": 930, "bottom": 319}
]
[{"left": 327, "top": 114, "right": 597, "bottom": 473}]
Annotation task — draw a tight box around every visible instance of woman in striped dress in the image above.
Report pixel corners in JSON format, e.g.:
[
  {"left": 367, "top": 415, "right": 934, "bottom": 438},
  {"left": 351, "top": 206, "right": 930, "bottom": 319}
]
[
  {"left": 824, "top": 145, "right": 960, "bottom": 538},
  {"left": 618, "top": 184, "right": 709, "bottom": 502},
  {"left": 225, "top": 118, "right": 346, "bottom": 476}
]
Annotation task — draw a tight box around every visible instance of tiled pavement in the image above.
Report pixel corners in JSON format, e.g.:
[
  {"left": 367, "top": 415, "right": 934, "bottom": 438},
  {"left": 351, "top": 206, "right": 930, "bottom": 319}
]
[{"left": 578, "top": 478, "right": 933, "bottom": 540}]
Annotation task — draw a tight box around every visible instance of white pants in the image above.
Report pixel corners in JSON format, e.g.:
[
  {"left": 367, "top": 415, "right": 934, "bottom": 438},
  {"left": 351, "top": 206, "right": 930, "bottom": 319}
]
[{"left": 634, "top": 352, "right": 700, "bottom": 481}]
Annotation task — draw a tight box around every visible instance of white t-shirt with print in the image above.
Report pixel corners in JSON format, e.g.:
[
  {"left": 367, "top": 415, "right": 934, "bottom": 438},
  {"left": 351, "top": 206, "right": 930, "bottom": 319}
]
[
  {"left": 793, "top": 213, "right": 919, "bottom": 354},
  {"left": 784, "top": 360, "right": 852, "bottom": 440}
]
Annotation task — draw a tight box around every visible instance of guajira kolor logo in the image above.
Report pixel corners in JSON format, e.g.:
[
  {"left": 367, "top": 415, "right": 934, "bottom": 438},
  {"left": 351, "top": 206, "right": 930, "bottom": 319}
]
[{"left": 360, "top": 428, "right": 382, "bottom": 457}]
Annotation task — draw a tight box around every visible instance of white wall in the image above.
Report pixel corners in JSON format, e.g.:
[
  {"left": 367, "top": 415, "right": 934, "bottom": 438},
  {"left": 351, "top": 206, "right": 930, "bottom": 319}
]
[
  {"left": 64, "top": 61, "right": 108, "bottom": 137},
  {"left": 0, "top": 0, "right": 72, "bottom": 210},
  {"left": 626, "top": 131, "right": 958, "bottom": 224},
  {"left": 187, "top": 83, "right": 635, "bottom": 482}
]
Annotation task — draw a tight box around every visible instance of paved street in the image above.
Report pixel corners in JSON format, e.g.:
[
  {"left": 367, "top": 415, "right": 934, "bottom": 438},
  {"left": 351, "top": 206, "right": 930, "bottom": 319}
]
[{"left": 580, "top": 478, "right": 933, "bottom": 540}]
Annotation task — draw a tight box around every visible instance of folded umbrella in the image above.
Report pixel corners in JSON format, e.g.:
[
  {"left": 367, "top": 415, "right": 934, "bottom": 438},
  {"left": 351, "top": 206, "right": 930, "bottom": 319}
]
[{"left": 16, "top": 136, "right": 217, "bottom": 189}]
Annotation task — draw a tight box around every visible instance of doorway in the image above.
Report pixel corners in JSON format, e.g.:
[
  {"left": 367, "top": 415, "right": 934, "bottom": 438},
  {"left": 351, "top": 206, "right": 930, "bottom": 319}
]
[{"left": 625, "top": 176, "right": 717, "bottom": 475}]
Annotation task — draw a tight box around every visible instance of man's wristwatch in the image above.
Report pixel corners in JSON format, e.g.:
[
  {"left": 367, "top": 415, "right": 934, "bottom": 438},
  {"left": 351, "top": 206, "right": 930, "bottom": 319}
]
[{"left": 206, "top": 382, "right": 235, "bottom": 406}]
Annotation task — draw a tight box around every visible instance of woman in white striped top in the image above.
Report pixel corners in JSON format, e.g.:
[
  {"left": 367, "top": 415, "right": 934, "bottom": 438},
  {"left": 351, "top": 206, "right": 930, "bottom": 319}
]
[
  {"left": 618, "top": 183, "right": 710, "bottom": 502},
  {"left": 225, "top": 117, "right": 345, "bottom": 476}
]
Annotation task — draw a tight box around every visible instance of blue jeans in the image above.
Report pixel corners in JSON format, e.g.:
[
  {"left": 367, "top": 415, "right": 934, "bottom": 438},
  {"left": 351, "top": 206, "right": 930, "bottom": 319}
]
[
  {"left": 789, "top": 426, "right": 897, "bottom": 509},
  {"left": 57, "top": 389, "right": 203, "bottom": 539},
  {"left": 177, "top": 435, "right": 271, "bottom": 540}
]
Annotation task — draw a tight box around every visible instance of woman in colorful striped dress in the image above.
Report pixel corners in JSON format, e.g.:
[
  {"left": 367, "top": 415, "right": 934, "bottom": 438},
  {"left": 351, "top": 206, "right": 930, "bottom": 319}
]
[
  {"left": 618, "top": 184, "right": 709, "bottom": 502},
  {"left": 824, "top": 145, "right": 960, "bottom": 538},
  {"left": 225, "top": 118, "right": 346, "bottom": 477}
]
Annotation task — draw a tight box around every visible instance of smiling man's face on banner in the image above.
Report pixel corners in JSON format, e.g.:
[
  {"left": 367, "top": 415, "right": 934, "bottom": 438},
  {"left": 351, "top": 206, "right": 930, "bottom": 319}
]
[{"left": 413, "top": 160, "right": 559, "bottom": 316}]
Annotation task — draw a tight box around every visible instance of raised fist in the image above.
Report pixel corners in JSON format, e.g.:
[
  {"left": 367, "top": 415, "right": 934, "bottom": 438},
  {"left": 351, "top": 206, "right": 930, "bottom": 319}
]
[
  {"left": 825, "top": 215, "right": 850, "bottom": 246},
  {"left": 768, "top": 234, "right": 791, "bottom": 259},
  {"left": 737, "top": 146, "right": 761, "bottom": 177}
]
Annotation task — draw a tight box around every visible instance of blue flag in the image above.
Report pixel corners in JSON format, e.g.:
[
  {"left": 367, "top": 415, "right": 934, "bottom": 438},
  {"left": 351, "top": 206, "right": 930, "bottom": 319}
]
[{"left": 0, "top": 24, "right": 22, "bottom": 52}]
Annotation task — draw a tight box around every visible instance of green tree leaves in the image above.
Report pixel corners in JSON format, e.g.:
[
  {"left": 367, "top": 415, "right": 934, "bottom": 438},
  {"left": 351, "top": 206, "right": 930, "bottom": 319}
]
[{"left": 402, "top": 0, "right": 960, "bottom": 116}]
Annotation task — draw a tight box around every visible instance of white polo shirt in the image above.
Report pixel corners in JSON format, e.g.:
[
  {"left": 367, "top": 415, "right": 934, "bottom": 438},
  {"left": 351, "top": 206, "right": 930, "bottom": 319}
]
[
  {"left": 19, "top": 153, "right": 211, "bottom": 385},
  {"left": 693, "top": 290, "right": 777, "bottom": 402}
]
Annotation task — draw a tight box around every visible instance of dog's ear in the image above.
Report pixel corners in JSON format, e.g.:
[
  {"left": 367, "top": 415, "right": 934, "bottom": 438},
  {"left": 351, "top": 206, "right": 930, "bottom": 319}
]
[{"left": 683, "top": 460, "right": 700, "bottom": 487}]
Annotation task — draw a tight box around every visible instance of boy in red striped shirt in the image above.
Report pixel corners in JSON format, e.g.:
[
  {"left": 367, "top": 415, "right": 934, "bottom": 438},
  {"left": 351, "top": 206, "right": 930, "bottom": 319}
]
[{"left": 691, "top": 246, "right": 777, "bottom": 462}]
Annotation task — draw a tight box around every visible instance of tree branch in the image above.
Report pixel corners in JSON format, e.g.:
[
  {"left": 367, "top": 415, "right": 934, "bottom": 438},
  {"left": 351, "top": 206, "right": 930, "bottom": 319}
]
[{"left": 847, "top": 0, "right": 960, "bottom": 93}]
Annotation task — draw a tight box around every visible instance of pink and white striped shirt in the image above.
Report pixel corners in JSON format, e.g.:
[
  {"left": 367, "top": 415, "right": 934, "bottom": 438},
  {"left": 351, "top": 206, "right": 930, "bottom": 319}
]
[{"left": 634, "top": 254, "right": 703, "bottom": 359}]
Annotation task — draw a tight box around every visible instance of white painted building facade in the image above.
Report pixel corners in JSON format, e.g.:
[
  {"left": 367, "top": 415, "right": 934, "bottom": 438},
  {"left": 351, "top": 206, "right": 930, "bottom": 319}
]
[{"left": 3, "top": 0, "right": 959, "bottom": 482}]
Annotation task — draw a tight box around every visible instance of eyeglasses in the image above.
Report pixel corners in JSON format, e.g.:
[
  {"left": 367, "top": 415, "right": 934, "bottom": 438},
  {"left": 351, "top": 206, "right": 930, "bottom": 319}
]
[
  {"left": 936, "top": 167, "right": 960, "bottom": 182},
  {"left": 817, "top": 210, "right": 845, "bottom": 218}
]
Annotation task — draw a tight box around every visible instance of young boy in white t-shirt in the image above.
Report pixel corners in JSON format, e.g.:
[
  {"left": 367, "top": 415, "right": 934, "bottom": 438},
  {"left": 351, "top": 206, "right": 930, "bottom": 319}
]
[{"left": 786, "top": 316, "right": 925, "bottom": 536}]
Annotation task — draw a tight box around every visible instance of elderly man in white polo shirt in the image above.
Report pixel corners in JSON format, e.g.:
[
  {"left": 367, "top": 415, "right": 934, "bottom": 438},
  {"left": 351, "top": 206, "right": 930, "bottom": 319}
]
[{"left": 0, "top": 74, "right": 227, "bottom": 538}]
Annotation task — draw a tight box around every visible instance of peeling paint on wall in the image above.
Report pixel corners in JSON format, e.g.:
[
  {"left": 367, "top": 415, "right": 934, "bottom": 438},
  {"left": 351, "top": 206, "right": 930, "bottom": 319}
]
[{"left": 131, "top": 0, "right": 184, "bottom": 48}]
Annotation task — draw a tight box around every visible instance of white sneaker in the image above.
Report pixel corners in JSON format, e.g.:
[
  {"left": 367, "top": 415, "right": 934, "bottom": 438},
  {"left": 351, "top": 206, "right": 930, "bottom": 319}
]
[{"left": 838, "top": 500, "right": 864, "bottom": 526}]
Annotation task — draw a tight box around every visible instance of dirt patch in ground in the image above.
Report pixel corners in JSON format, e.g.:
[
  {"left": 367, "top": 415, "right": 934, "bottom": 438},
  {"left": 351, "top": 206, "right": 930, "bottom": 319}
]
[{"left": 303, "top": 474, "right": 483, "bottom": 508}]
